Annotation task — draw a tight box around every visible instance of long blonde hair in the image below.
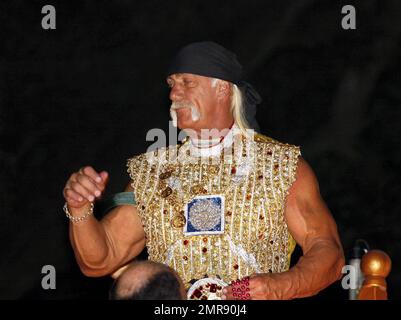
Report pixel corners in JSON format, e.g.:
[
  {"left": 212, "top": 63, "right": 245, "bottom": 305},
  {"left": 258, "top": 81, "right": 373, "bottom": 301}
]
[
  {"left": 211, "top": 78, "right": 251, "bottom": 135},
  {"left": 231, "top": 83, "right": 251, "bottom": 134}
]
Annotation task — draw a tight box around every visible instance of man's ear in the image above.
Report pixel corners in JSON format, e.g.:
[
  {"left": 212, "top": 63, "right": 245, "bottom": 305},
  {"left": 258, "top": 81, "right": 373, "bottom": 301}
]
[{"left": 216, "top": 80, "right": 231, "bottom": 100}]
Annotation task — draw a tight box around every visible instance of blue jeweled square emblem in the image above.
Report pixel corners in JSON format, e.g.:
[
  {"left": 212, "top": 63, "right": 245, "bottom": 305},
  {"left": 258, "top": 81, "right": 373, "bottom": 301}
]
[{"left": 184, "top": 195, "right": 225, "bottom": 236}]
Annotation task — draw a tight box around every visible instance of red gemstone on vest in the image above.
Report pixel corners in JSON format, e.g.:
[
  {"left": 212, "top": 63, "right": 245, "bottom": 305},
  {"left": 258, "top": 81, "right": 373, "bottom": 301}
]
[{"left": 193, "top": 289, "right": 202, "bottom": 298}]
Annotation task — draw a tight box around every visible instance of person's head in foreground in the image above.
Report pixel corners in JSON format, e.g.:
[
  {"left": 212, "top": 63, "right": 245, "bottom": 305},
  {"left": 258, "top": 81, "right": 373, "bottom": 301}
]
[{"left": 109, "top": 261, "right": 186, "bottom": 300}]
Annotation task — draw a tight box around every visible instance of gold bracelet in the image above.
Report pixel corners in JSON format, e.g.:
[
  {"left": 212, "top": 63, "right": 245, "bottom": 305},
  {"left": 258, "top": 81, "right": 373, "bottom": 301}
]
[{"left": 63, "top": 202, "right": 94, "bottom": 223}]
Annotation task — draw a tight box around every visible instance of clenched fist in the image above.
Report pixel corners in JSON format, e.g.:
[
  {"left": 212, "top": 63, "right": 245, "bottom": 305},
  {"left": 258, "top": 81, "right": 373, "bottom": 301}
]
[{"left": 63, "top": 166, "right": 108, "bottom": 209}]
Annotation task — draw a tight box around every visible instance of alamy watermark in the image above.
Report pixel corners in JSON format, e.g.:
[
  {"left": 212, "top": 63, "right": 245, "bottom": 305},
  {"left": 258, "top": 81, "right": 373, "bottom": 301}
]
[
  {"left": 41, "top": 265, "right": 56, "bottom": 290},
  {"left": 341, "top": 5, "right": 356, "bottom": 30},
  {"left": 41, "top": 5, "right": 356, "bottom": 31},
  {"left": 341, "top": 264, "right": 362, "bottom": 290},
  {"left": 41, "top": 5, "right": 56, "bottom": 30}
]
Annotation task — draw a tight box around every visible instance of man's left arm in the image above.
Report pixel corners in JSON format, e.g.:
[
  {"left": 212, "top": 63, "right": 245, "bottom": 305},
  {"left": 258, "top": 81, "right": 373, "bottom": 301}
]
[{"left": 223, "top": 157, "right": 345, "bottom": 300}]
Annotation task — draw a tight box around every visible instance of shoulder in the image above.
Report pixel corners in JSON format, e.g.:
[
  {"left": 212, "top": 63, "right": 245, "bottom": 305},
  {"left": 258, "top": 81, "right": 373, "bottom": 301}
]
[
  {"left": 283, "top": 156, "right": 321, "bottom": 209},
  {"left": 253, "top": 133, "right": 304, "bottom": 192},
  {"left": 126, "top": 151, "right": 149, "bottom": 179},
  {"left": 253, "top": 133, "right": 280, "bottom": 144},
  {"left": 291, "top": 157, "right": 320, "bottom": 194},
  {"left": 253, "top": 133, "right": 301, "bottom": 157}
]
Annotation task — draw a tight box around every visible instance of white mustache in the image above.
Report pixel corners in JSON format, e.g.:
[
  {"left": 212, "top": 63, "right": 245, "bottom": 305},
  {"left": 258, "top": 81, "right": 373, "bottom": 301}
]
[
  {"left": 170, "top": 102, "right": 200, "bottom": 127},
  {"left": 170, "top": 101, "right": 192, "bottom": 110}
]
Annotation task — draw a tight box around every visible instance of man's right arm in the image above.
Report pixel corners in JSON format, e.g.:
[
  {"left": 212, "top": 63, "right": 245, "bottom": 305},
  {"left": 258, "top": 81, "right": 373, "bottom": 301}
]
[{"left": 64, "top": 166, "right": 145, "bottom": 277}]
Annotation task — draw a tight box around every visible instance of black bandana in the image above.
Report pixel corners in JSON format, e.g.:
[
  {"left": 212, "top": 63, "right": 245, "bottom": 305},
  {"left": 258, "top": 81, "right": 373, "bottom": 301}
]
[{"left": 167, "top": 41, "right": 261, "bottom": 131}]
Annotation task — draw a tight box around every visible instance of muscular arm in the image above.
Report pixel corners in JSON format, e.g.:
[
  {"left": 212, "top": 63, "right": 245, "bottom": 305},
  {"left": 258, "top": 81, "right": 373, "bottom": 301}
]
[
  {"left": 262, "top": 157, "right": 345, "bottom": 299},
  {"left": 69, "top": 184, "right": 146, "bottom": 277}
]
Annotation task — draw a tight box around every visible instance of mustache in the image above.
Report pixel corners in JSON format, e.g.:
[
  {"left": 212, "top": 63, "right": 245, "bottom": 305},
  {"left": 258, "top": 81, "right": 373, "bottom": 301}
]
[
  {"left": 170, "top": 101, "right": 195, "bottom": 110},
  {"left": 170, "top": 101, "right": 200, "bottom": 126}
]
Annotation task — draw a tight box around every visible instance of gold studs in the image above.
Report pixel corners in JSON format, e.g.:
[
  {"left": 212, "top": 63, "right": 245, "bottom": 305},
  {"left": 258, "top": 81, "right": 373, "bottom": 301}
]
[
  {"left": 161, "top": 187, "right": 172, "bottom": 198},
  {"left": 171, "top": 214, "right": 186, "bottom": 229},
  {"left": 159, "top": 170, "right": 172, "bottom": 180},
  {"left": 190, "top": 184, "right": 207, "bottom": 195}
]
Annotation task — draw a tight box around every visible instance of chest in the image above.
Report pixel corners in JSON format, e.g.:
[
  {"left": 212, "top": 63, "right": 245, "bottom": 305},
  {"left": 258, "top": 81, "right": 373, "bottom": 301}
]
[{"left": 137, "top": 157, "right": 288, "bottom": 245}]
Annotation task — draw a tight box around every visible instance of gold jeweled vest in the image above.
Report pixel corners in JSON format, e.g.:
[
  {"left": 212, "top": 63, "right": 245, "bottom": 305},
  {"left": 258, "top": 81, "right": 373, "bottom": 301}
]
[{"left": 127, "top": 131, "right": 301, "bottom": 288}]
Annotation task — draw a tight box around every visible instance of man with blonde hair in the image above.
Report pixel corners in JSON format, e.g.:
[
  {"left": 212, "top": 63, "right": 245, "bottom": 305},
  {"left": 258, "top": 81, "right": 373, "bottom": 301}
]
[{"left": 63, "top": 41, "right": 344, "bottom": 300}]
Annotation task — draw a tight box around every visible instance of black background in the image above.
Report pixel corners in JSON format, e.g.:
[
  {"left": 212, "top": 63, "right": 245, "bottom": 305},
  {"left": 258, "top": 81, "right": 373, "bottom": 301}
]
[{"left": 1, "top": 0, "right": 400, "bottom": 299}]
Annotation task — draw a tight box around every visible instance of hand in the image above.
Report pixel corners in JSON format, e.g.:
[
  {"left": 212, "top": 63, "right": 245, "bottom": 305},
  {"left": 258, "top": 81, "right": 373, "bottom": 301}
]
[
  {"left": 63, "top": 166, "right": 108, "bottom": 209},
  {"left": 222, "top": 273, "right": 282, "bottom": 300}
]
